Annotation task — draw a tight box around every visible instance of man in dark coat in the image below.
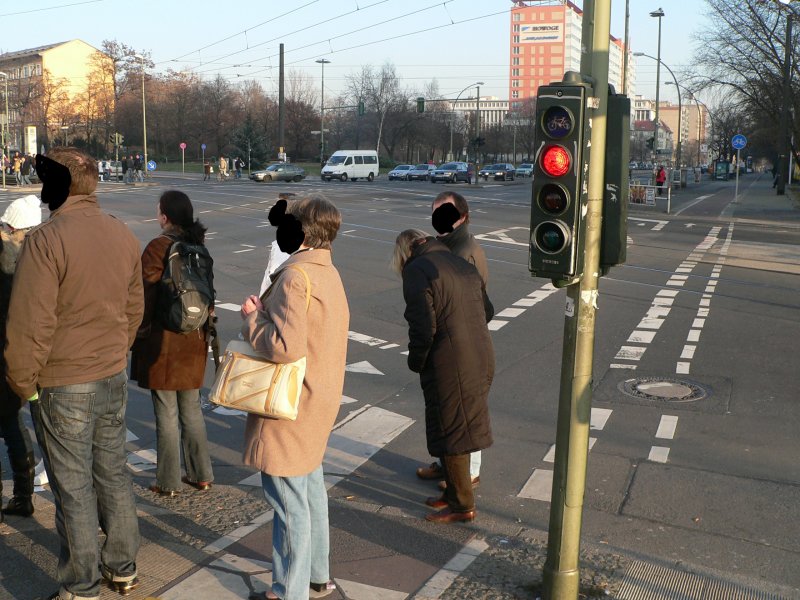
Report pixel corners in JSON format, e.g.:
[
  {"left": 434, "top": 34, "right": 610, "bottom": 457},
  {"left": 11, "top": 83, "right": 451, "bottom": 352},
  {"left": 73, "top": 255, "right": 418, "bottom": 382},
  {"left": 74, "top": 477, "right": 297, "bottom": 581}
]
[
  {"left": 399, "top": 231, "right": 494, "bottom": 523},
  {"left": 416, "top": 191, "right": 489, "bottom": 489}
]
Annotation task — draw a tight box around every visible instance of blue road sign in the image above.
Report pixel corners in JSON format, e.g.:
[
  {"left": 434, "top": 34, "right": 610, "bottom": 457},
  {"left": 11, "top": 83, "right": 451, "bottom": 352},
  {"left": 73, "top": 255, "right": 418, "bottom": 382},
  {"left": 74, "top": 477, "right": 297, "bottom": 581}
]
[
  {"left": 201, "top": 143, "right": 207, "bottom": 150},
  {"left": 732, "top": 134, "right": 747, "bottom": 150},
  {"left": 147, "top": 160, "right": 157, "bottom": 171}
]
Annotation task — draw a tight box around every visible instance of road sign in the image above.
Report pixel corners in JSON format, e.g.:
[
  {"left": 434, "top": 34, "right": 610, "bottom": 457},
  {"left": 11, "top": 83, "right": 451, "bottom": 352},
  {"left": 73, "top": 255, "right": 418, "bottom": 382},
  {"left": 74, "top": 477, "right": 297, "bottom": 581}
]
[
  {"left": 147, "top": 160, "right": 157, "bottom": 171},
  {"left": 179, "top": 142, "right": 187, "bottom": 150},
  {"left": 732, "top": 134, "right": 747, "bottom": 150},
  {"left": 201, "top": 143, "right": 207, "bottom": 150}
]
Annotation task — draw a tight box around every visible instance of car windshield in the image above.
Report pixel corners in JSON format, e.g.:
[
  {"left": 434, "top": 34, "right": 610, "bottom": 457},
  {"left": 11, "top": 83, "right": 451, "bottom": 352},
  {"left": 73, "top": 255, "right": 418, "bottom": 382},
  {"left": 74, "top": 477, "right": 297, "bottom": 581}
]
[
  {"left": 415, "top": 164, "right": 429, "bottom": 169},
  {"left": 520, "top": 164, "right": 532, "bottom": 168},
  {"left": 327, "top": 156, "right": 346, "bottom": 165},
  {"left": 394, "top": 165, "right": 411, "bottom": 170},
  {"left": 266, "top": 165, "right": 283, "bottom": 171},
  {"left": 489, "top": 164, "right": 505, "bottom": 169},
  {"left": 439, "top": 163, "right": 459, "bottom": 170}
]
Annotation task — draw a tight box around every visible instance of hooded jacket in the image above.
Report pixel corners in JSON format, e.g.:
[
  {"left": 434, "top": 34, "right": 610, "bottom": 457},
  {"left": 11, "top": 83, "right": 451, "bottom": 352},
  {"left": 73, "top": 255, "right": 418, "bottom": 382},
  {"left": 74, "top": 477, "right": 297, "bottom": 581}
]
[{"left": 5, "top": 194, "right": 143, "bottom": 399}]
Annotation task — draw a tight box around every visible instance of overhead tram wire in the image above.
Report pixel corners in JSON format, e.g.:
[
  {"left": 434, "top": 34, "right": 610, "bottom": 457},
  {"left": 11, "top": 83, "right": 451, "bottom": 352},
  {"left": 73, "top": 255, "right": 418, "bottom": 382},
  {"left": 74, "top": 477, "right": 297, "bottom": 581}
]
[
  {"left": 162, "top": 0, "right": 322, "bottom": 64},
  {"left": 0, "top": 0, "right": 103, "bottom": 17},
  {"left": 160, "top": 0, "right": 395, "bottom": 71}
]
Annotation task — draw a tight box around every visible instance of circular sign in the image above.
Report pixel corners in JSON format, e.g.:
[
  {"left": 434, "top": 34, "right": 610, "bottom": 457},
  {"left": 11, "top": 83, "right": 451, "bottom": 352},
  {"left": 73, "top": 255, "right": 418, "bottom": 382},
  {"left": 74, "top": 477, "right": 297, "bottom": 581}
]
[
  {"left": 147, "top": 160, "right": 157, "bottom": 171},
  {"left": 201, "top": 143, "right": 207, "bottom": 150},
  {"left": 542, "top": 106, "right": 574, "bottom": 139},
  {"left": 179, "top": 142, "right": 187, "bottom": 150},
  {"left": 731, "top": 134, "right": 747, "bottom": 150}
]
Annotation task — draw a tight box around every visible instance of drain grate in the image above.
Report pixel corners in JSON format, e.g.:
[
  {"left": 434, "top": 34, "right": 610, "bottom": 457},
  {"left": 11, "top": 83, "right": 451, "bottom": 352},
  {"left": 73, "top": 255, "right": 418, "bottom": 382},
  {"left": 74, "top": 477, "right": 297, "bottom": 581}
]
[
  {"left": 617, "top": 559, "right": 789, "bottom": 600},
  {"left": 618, "top": 377, "right": 708, "bottom": 403}
]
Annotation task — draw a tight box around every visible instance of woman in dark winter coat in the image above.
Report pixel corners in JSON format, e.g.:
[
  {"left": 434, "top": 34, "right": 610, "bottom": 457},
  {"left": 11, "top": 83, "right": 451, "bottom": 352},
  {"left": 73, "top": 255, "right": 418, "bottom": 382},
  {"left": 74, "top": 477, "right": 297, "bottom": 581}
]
[
  {"left": 0, "top": 195, "right": 42, "bottom": 520},
  {"left": 393, "top": 228, "right": 494, "bottom": 524},
  {"left": 131, "top": 190, "right": 214, "bottom": 497}
]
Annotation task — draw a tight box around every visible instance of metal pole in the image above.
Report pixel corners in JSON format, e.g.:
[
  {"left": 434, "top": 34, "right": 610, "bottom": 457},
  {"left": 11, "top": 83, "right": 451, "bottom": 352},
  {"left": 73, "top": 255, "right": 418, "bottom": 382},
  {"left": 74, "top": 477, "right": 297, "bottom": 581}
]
[
  {"left": 542, "top": 0, "right": 612, "bottom": 595},
  {"left": 653, "top": 11, "right": 663, "bottom": 166},
  {"left": 1, "top": 73, "right": 7, "bottom": 191},
  {"left": 777, "top": 11, "right": 792, "bottom": 195},
  {"left": 475, "top": 84, "right": 481, "bottom": 163},
  {"left": 139, "top": 55, "right": 148, "bottom": 178},
  {"left": 449, "top": 82, "right": 483, "bottom": 162},
  {"left": 622, "top": 0, "right": 630, "bottom": 95},
  {"left": 279, "top": 44, "right": 285, "bottom": 158},
  {"left": 316, "top": 59, "right": 330, "bottom": 164}
]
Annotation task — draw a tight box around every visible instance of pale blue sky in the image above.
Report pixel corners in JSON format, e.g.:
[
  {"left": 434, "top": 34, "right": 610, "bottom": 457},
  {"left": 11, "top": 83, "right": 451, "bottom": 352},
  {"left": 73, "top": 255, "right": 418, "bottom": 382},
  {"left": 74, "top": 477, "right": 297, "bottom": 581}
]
[{"left": 16, "top": 0, "right": 705, "bottom": 104}]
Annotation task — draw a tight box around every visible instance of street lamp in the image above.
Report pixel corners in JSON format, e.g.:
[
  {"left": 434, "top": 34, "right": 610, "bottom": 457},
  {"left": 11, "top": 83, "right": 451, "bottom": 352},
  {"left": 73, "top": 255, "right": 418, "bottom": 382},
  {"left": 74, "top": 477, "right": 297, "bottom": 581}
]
[
  {"left": 134, "top": 54, "right": 148, "bottom": 178},
  {"left": 61, "top": 125, "right": 69, "bottom": 146},
  {"left": 449, "top": 81, "right": 483, "bottom": 161},
  {"left": 668, "top": 82, "right": 705, "bottom": 171},
  {"left": 775, "top": 0, "right": 797, "bottom": 194},
  {"left": 0, "top": 72, "right": 7, "bottom": 190},
  {"left": 316, "top": 58, "right": 330, "bottom": 164},
  {"left": 649, "top": 8, "right": 665, "bottom": 164}
]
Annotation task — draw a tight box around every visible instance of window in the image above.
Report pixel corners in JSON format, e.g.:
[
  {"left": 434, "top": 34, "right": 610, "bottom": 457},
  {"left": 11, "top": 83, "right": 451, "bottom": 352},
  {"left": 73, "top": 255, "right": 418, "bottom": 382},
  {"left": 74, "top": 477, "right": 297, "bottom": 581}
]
[
  {"left": 512, "top": 80, "right": 520, "bottom": 88},
  {"left": 511, "top": 68, "right": 520, "bottom": 77},
  {"left": 513, "top": 13, "right": 521, "bottom": 22},
  {"left": 512, "top": 57, "right": 520, "bottom": 65},
  {"left": 23, "top": 66, "right": 29, "bottom": 77},
  {"left": 364, "top": 155, "right": 378, "bottom": 165},
  {"left": 512, "top": 46, "right": 520, "bottom": 55},
  {"left": 355, "top": 156, "right": 363, "bottom": 164},
  {"left": 513, "top": 35, "right": 520, "bottom": 43},
  {"left": 513, "top": 24, "right": 520, "bottom": 32},
  {"left": 344, "top": 157, "right": 352, "bottom": 166},
  {"left": 512, "top": 91, "right": 519, "bottom": 99}
]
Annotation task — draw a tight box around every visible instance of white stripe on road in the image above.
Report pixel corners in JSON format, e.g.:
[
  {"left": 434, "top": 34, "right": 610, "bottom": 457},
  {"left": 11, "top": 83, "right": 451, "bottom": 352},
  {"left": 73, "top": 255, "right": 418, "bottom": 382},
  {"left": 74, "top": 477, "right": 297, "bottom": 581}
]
[
  {"left": 590, "top": 408, "right": 613, "bottom": 431},
  {"left": 414, "top": 538, "right": 490, "bottom": 600},
  {"left": 518, "top": 469, "right": 553, "bottom": 502},
  {"left": 216, "top": 302, "right": 241, "bottom": 312},
  {"left": 487, "top": 319, "right": 508, "bottom": 330},
  {"left": 648, "top": 446, "right": 671, "bottom": 463},
  {"left": 655, "top": 415, "right": 679, "bottom": 440}
]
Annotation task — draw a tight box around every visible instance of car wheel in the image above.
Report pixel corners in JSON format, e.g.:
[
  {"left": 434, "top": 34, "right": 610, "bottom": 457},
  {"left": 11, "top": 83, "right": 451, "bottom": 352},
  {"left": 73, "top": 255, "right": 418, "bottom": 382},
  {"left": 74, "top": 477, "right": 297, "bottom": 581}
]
[
  {"left": 368, "top": 172, "right": 374, "bottom": 182},
  {"left": 341, "top": 173, "right": 348, "bottom": 182},
  {"left": 293, "top": 175, "right": 302, "bottom": 182}
]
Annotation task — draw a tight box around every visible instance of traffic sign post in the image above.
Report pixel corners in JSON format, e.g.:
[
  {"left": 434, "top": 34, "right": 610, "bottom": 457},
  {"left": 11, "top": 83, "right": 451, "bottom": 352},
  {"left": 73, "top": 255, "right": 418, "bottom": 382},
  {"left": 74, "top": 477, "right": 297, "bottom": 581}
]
[
  {"left": 147, "top": 160, "right": 156, "bottom": 172},
  {"left": 732, "top": 134, "right": 747, "bottom": 204},
  {"left": 201, "top": 143, "right": 206, "bottom": 168},
  {"left": 179, "top": 142, "right": 186, "bottom": 173}
]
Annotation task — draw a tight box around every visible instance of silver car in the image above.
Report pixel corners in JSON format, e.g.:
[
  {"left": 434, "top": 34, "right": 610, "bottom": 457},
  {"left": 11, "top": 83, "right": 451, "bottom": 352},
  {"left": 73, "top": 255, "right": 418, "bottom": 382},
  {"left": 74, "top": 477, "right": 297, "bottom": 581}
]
[
  {"left": 407, "top": 164, "right": 437, "bottom": 181},
  {"left": 388, "top": 164, "right": 414, "bottom": 181}
]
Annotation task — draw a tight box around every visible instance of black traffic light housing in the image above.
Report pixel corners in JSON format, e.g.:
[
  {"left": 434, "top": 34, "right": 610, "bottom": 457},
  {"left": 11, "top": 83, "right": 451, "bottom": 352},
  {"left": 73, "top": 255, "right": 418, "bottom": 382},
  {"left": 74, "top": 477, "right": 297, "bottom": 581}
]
[
  {"left": 416, "top": 97, "right": 425, "bottom": 113},
  {"left": 528, "top": 78, "right": 591, "bottom": 284},
  {"left": 600, "top": 90, "right": 630, "bottom": 275},
  {"left": 646, "top": 136, "right": 654, "bottom": 149},
  {"left": 357, "top": 100, "right": 366, "bottom": 116}
]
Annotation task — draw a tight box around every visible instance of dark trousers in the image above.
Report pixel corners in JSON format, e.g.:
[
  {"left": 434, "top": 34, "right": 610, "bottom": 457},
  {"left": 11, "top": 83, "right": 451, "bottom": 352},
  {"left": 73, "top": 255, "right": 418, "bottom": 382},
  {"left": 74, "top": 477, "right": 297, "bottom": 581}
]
[{"left": 441, "top": 454, "right": 475, "bottom": 513}]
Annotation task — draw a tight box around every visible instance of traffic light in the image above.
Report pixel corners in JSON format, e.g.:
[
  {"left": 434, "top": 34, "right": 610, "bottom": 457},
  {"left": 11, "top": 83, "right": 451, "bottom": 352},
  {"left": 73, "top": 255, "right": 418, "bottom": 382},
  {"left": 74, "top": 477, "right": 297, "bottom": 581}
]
[
  {"left": 357, "top": 100, "right": 365, "bottom": 116},
  {"left": 528, "top": 81, "right": 590, "bottom": 283},
  {"left": 109, "top": 133, "right": 116, "bottom": 145},
  {"left": 600, "top": 90, "right": 630, "bottom": 275},
  {"left": 416, "top": 97, "right": 425, "bottom": 113},
  {"left": 117, "top": 133, "right": 124, "bottom": 145},
  {"left": 646, "top": 136, "right": 654, "bottom": 149}
]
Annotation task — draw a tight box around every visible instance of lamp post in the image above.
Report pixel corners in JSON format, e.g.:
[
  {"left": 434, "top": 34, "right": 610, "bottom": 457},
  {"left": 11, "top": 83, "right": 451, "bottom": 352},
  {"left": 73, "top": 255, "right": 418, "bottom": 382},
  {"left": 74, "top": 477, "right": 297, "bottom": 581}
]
[
  {"left": 0, "top": 72, "right": 7, "bottom": 190},
  {"left": 134, "top": 54, "right": 148, "bottom": 179},
  {"left": 316, "top": 58, "right": 331, "bottom": 164},
  {"left": 662, "top": 80, "right": 683, "bottom": 171},
  {"left": 649, "top": 8, "right": 665, "bottom": 164},
  {"left": 622, "top": 0, "right": 631, "bottom": 95},
  {"left": 475, "top": 83, "right": 482, "bottom": 163},
  {"left": 669, "top": 83, "right": 705, "bottom": 172},
  {"left": 776, "top": 1, "right": 796, "bottom": 194},
  {"left": 61, "top": 125, "right": 69, "bottom": 146},
  {"left": 449, "top": 81, "right": 483, "bottom": 161}
]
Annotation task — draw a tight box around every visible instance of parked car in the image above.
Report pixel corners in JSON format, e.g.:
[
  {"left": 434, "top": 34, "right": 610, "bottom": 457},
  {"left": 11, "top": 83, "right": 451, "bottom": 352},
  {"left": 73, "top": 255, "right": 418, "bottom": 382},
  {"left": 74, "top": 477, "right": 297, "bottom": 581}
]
[
  {"left": 478, "top": 163, "right": 516, "bottom": 181},
  {"left": 516, "top": 163, "right": 534, "bottom": 177},
  {"left": 430, "top": 161, "right": 470, "bottom": 184},
  {"left": 407, "top": 164, "right": 437, "bottom": 181},
  {"left": 250, "top": 163, "right": 306, "bottom": 182},
  {"left": 388, "top": 164, "right": 414, "bottom": 180}
]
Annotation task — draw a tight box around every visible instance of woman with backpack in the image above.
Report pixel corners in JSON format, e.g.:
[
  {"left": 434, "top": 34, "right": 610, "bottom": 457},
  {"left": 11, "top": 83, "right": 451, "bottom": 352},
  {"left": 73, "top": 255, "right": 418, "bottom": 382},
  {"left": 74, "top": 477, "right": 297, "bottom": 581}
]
[{"left": 131, "top": 190, "right": 215, "bottom": 497}]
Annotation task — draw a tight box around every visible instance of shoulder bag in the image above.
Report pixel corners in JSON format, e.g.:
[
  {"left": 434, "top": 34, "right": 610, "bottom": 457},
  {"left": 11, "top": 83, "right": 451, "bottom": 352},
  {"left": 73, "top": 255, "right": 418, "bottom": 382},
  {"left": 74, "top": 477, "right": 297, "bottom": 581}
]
[{"left": 209, "top": 265, "right": 310, "bottom": 420}]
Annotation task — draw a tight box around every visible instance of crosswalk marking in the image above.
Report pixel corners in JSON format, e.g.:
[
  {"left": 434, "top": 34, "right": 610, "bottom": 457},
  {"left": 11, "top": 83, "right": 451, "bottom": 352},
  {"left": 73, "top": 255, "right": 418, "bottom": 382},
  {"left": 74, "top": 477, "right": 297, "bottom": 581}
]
[
  {"left": 655, "top": 416, "right": 679, "bottom": 440},
  {"left": 345, "top": 360, "right": 384, "bottom": 375},
  {"left": 519, "top": 469, "right": 553, "bottom": 502},
  {"left": 648, "top": 446, "right": 670, "bottom": 463}
]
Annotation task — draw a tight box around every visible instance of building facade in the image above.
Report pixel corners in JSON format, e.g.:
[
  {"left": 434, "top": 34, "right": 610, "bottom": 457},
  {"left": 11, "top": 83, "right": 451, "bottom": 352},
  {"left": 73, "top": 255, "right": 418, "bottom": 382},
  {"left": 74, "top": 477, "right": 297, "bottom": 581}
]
[
  {"left": 509, "top": 0, "right": 633, "bottom": 108},
  {"left": 634, "top": 96, "right": 709, "bottom": 166},
  {"left": 0, "top": 39, "right": 114, "bottom": 153}
]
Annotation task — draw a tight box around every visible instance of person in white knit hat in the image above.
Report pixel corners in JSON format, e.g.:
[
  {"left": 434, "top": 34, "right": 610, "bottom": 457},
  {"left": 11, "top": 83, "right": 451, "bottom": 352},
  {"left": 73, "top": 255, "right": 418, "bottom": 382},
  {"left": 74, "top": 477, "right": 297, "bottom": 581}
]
[{"left": 0, "top": 194, "right": 43, "bottom": 521}]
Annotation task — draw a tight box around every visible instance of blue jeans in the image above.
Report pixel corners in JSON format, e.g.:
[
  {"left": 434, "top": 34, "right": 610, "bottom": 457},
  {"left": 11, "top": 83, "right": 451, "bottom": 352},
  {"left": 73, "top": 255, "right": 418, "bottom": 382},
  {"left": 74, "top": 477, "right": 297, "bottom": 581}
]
[
  {"left": 151, "top": 389, "right": 213, "bottom": 491},
  {"left": 32, "top": 370, "right": 139, "bottom": 599},
  {"left": 261, "top": 465, "right": 329, "bottom": 600}
]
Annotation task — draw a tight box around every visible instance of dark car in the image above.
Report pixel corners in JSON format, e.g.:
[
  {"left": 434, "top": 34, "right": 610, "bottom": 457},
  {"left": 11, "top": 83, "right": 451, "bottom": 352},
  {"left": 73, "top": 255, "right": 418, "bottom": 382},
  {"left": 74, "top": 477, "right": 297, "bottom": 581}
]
[
  {"left": 430, "top": 162, "right": 471, "bottom": 184},
  {"left": 407, "top": 164, "right": 437, "bottom": 181},
  {"left": 250, "top": 163, "right": 306, "bottom": 182},
  {"left": 478, "top": 163, "right": 515, "bottom": 181}
]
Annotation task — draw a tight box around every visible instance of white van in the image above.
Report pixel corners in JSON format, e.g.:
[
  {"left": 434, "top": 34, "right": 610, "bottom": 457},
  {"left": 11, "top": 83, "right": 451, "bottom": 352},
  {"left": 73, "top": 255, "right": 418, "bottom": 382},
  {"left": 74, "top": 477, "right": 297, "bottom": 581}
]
[{"left": 321, "top": 150, "right": 379, "bottom": 182}]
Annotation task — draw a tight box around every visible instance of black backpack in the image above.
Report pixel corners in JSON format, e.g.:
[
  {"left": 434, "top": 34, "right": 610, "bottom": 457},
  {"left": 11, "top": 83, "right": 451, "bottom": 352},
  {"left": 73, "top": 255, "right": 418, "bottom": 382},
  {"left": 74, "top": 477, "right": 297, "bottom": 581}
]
[{"left": 158, "top": 235, "right": 215, "bottom": 333}]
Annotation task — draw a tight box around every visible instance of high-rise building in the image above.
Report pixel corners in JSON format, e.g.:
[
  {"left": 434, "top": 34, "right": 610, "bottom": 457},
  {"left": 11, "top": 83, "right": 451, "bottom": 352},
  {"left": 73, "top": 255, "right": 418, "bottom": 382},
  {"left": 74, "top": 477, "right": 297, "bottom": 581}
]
[{"left": 509, "top": 0, "right": 632, "bottom": 108}]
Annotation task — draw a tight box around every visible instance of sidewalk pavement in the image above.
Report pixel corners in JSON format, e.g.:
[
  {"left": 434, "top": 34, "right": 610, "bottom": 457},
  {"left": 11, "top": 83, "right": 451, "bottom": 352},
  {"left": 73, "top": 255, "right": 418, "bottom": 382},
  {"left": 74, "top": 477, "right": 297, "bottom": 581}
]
[{"left": 720, "top": 173, "right": 800, "bottom": 224}]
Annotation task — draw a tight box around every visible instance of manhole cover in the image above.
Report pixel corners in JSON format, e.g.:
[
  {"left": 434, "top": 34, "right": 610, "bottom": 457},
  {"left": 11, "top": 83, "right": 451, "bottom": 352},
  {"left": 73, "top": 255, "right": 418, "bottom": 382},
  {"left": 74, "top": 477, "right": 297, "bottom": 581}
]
[{"left": 619, "top": 377, "right": 707, "bottom": 403}]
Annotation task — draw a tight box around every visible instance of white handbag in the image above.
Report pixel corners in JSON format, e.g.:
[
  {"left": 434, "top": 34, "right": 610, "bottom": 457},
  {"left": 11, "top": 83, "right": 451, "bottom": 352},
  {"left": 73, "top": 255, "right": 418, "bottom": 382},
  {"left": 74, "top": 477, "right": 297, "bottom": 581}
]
[{"left": 209, "top": 266, "right": 310, "bottom": 420}]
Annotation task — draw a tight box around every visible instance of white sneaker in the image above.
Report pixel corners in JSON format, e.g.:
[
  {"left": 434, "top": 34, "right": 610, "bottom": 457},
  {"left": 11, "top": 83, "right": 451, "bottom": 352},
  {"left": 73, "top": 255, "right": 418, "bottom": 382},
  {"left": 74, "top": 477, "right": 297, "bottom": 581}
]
[{"left": 34, "top": 459, "right": 48, "bottom": 486}]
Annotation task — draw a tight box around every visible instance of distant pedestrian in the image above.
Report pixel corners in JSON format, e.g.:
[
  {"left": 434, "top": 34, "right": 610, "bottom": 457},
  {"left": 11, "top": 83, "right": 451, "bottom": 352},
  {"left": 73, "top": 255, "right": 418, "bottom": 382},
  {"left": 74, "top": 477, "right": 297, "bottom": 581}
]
[
  {"left": 125, "top": 155, "right": 134, "bottom": 183},
  {"left": 771, "top": 163, "right": 779, "bottom": 188},
  {"left": 20, "top": 155, "right": 32, "bottom": 185},
  {"left": 0, "top": 195, "right": 42, "bottom": 522},
  {"left": 218, "top": 155, "right": 228, "bottom": 181},
  {"left": 393, "top": 228, "right": 494, "bottom": 524},
  {"left": 7, "top": 148, "right": 144, "bottom": 598},
  {"left": 12, "top": 153, "right": 22, "bottom": 185},
  {"left": 239, "top": 194, "right": 347, "bottom": 600},
  {"left": 656, "top": 165, "right": 666, "bottom": 196},
  {"left": 134, "top": 154, "right": 144, "bottom": 182},
  {"left": 234, "top": 156, "right": 244, "bottom": 179},
  {"left": 203, "top": 159, "right": 212, "bottom": 181},
  {"left": 131, "top": 190, "right": 215, "bottom": 498}
]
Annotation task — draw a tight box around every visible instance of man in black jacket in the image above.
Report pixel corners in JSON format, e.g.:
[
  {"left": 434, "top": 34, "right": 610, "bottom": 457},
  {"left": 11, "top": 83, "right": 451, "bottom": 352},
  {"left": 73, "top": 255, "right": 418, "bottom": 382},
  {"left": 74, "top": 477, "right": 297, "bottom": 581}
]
[{"left": 416, "top": 190, "right": 489, "bottom": 489}]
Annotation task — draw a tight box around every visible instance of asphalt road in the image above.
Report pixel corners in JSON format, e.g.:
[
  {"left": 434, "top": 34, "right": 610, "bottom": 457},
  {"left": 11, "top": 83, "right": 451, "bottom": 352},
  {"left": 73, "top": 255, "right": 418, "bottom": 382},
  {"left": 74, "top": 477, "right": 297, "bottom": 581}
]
[{"left": 99, "top": 171, "right": 800, "bottom": 591}]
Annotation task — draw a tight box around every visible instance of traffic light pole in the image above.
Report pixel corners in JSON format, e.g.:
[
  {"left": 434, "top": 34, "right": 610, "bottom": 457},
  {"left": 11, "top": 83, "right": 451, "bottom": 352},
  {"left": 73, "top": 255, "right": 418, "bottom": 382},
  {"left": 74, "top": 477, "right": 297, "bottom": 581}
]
[{"left": 542, "top": 1, "right": 611, "bottom": 598}]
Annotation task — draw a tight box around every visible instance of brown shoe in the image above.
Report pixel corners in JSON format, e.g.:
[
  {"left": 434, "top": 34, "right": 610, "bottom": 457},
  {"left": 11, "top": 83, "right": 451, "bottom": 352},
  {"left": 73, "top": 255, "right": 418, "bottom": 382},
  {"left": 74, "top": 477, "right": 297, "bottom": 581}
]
[
  {"left": 438, "top": 475, "right": 480, "bottom": 491},
  {"left": 149, "top": 485, "right": 178, "bottom": 498},
  {"left": 182, "top": 476, "right": 212, "bottom": 491},
  {"left": 425, "top": 507, "right": 476, "bottom": 523},
  {"left": 425, "top": 495, "right": 448, "bottom": 509},
  {"left": 416, "top": 462, "right": 443, "bottom": 480}
]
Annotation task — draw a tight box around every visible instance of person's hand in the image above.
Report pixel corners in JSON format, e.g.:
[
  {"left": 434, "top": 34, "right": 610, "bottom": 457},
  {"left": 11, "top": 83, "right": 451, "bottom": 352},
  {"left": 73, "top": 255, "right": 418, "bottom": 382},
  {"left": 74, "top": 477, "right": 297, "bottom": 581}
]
[{"left": 240, "top": 295, "right": 263, "bottom": 319}]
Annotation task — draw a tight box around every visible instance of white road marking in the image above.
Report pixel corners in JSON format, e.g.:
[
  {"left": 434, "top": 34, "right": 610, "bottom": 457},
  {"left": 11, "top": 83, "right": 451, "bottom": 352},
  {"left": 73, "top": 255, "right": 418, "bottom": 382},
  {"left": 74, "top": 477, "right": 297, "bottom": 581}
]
[
  {"left": 127, "top": 449, "right": 158, "bottom": 472},
  {"left": 337, "top": 579, "right": 408, "bottom": 600},
  {"left": 610, "top": 363, "right": 637, "bottom": 370},
  {"left": 380, "top": 343, "right": 400, "bottom": 350},
  {"left": 655, "top": 415, "right": 679, "bottom": 440},
  {"left": 676, "top": 362, "right": 690, "bottom": 374},
  {"left": 687, "top": 330, "right": 701, "bottom": 342},
  {"left": 233, "top": 248, "right": 255, "bottom": 253},
  {"left": 414, "top": 538, "right": 489, "bottom": 600},
  {"left": 496, "top": 307, "right": 526, "bottom": 318},
  {"left": 216, "top": 302, "right": 241, "bottom": 312},
  {"left": 680, "top": 345, "right": 696, "bottom": 359},
  {"left": 126, "top": 429, "right": 139, "bottom": 442},
  {"left": 348, "top": 331, "right": 388, "bottom": 347},
  {"left": 615, "top": 346, "right": 646, "bottom": 361},
  {"left": 648, "top": 446, "right": 671, "bottom": 463},
  {"left": 345, "top": 361, "right": 384, "bottom": 375},
  {"left": 487, "top": 319, "right": 508, "bottom": 330},
  {"left": 628, "top": 330, "right": 656, "bottom": 343},
  {"left": 518, "top": 468, "right": 553, "bottom": 501},
  {"left": 590, "top": 408, "right": 613, "bottom": 430}
]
